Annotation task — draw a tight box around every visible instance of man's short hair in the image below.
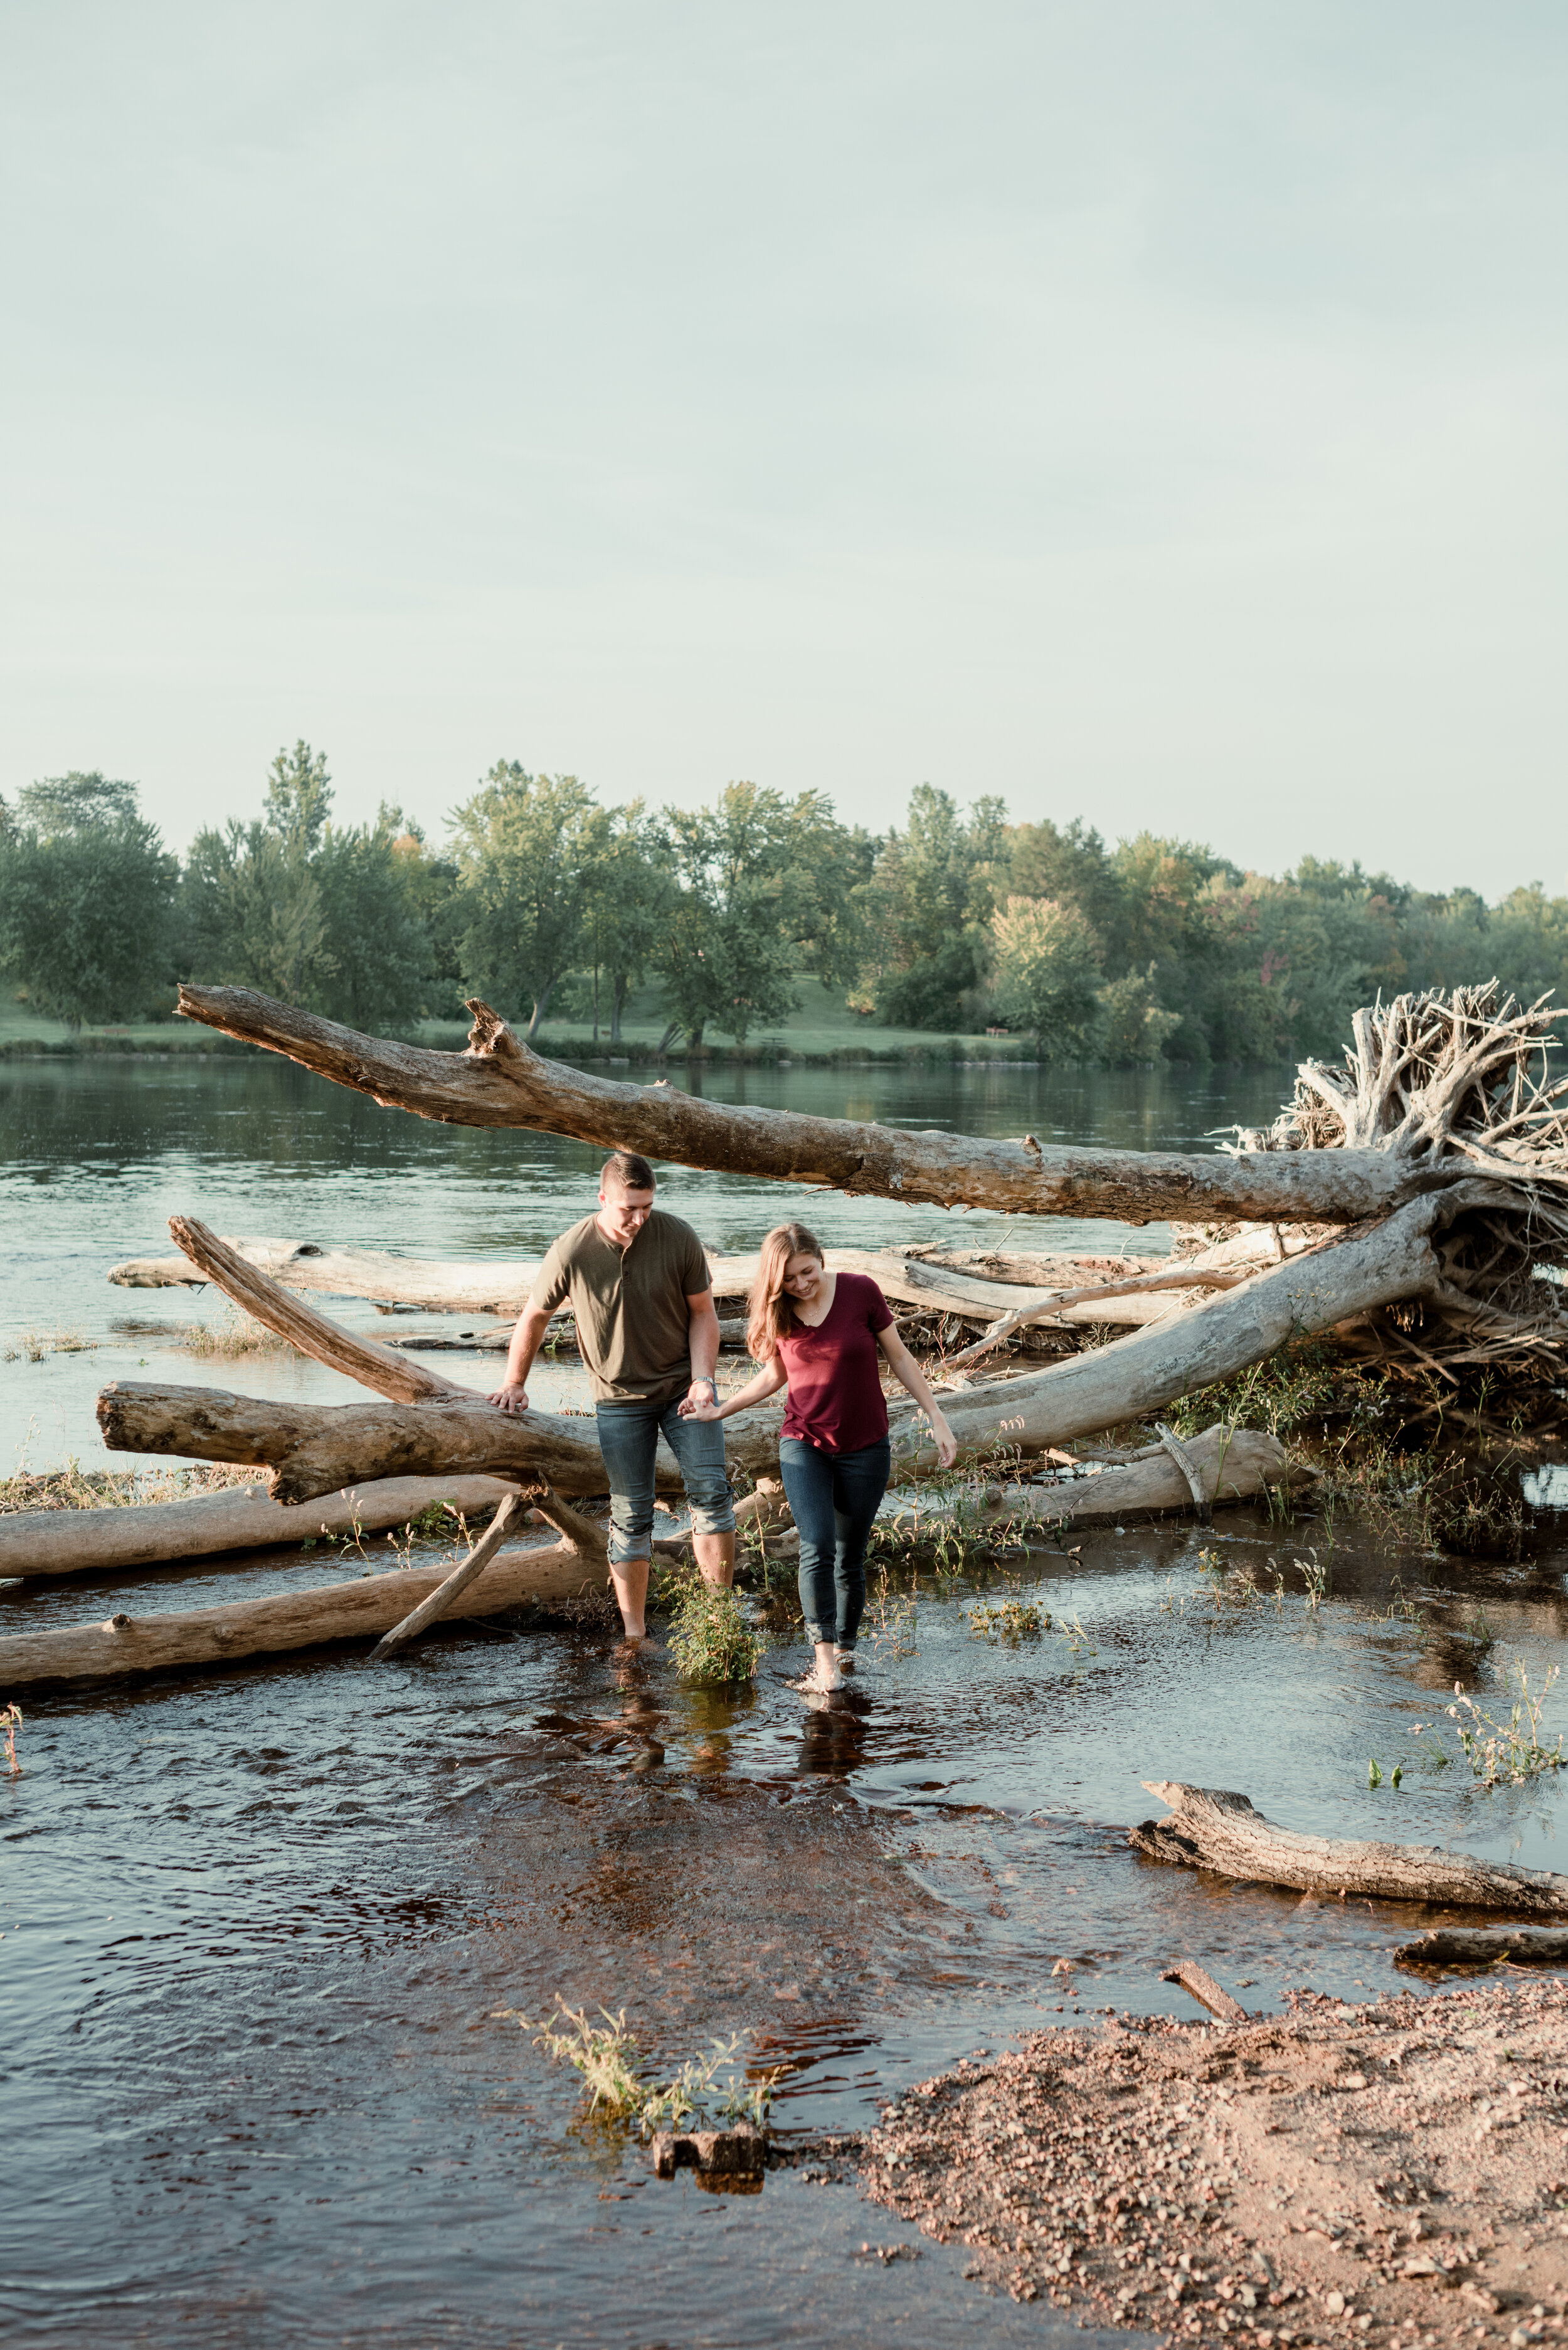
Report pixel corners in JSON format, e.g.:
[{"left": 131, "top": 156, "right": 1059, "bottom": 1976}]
[{"left": 600, "top": 1151, "right": 656, "bottom": 1194}]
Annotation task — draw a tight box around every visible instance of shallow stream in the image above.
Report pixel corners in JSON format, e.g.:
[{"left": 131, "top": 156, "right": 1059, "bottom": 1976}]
[{"left": 4, "top": 1055, "right": 1568, "bottom": 2347}]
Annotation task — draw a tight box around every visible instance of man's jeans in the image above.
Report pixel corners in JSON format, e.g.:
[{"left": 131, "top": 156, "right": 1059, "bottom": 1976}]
[
  {"left": 778, "top": 1435, "right": 891, "bottom": 1651},
  {"left": 595, "top": 1397, "right": 734, "bottom": 1565}
]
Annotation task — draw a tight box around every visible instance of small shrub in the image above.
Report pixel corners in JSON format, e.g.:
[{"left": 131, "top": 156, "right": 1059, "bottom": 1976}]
[
  {"left": 666, "top": 1577, "right": 763, "bottom": 1684},
  {"left": 508, "top": 1996, "right": 783, "bottom": 2132}
]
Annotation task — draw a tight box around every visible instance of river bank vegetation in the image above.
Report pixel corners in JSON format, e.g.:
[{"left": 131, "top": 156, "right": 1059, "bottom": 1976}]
[{"left": 4, "top": 747, "right": 1568, "bottom": 1063}]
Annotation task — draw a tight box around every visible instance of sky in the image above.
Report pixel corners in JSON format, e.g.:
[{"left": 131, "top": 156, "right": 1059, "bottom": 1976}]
[{"left": 3, "top": 1, "right": 1565, "bottom": 896}]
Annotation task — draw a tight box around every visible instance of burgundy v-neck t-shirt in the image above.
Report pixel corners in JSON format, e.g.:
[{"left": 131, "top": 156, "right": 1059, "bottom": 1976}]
[{"left": 776, "top": 1272, "right": 895, "bottom": 1454}]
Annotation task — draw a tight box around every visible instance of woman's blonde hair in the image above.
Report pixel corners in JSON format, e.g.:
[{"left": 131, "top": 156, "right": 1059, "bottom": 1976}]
[{"left": 746, "top": 1222, "right": 825, "bottom": 1362}]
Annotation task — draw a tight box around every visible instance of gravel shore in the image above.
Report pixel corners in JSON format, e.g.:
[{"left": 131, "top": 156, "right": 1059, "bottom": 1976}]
[{"left": 790, "top": 1977, "right": 1568, "bottom": 2345}]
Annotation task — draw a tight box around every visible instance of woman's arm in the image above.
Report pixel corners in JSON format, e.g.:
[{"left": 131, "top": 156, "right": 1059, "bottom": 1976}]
[
  {"left": 678, "top": 1354, "right": 788, "bottom": 1420},
  {"left": 877, "top": 1326, "right": 959, "bottom": 1467}
]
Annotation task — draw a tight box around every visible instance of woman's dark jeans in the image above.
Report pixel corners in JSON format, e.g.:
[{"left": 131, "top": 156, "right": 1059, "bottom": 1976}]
[{"left": 778, "top": 1436, "right": 891, "bottom": 1651}]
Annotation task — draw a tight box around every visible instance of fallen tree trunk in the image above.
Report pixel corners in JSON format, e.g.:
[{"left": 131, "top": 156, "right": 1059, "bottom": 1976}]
[
  {"left": 891, "top": 1188, "right": 1499, "bottom": 1470},
  {"left": 109, "top": 1233, "right": 1239, "bottom": 1332},
  {"left": 0, "top": 1526, "right": 613, "bottom": 1691},
  {"left": 891, "top": 1425, "right": 1298, "bottom": 1536},
  {"left": 0, "top": 1472, "right": 519, "bottom": 1580},
  {"left": 1394, "top": 1928, "right": 1568, "bottom": 1968},
  {"left": 1130, "top": 1782, "right": 1568, "bottom": 1914},
  {"left": 172, "top": 984, "right": 1477, "bottom": 1228},
  {"left": 94, "top": 1380, "right": 748, "bottom": 1504}
]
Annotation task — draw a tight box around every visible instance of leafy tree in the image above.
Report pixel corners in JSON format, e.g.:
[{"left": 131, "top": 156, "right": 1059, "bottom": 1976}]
[
  {"left": 181, "top": 746, "right": 431, "bottom": 1029},
  {"left": 0, "top": 772, "right": 178, "bottom": 1028},
  {"left": 653, "top": 784, "right": 862, "bottom": 1046},
  {"left": 448, "top": 765, "right": 608, "bottom": 1038},
  {"left": 990, "top": 896, "right": 1103, "bottom": 1058},
  {"left": 853, "top": 787, "right": 1008, "bottom": 1028},
  {"left": 580, "top": 804, "right": 673, "bottom": 1041}
]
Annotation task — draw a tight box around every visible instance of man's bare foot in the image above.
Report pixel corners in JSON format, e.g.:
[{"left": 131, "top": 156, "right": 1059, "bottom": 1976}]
[{"left": 812, "top": 1640, "right": 842, "bottom": 1692}]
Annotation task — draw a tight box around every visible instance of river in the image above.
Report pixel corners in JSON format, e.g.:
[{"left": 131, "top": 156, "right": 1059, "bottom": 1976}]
[{"left": 3, "top": 1053, "right": 1566, "bottom": 2347}]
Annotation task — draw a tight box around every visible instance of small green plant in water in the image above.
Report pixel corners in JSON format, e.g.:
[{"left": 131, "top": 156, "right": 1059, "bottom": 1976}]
[
  {"left": 512, "top": 1997, "right": 783, "bottom": 2133},
  {"left": 1442, "top": 1662, "right": 1567, "bottom": 1785},
  {"left": 2, "top": 1703, "right": 21, "bottom": 1776},
  {"left": 967, "top": 1596, "right": 1046, "bottom": 1642},
  {"left": 1367, "top": 1758, "right": 1404, "bottom": 1789},
  {"left": 1056, "top": 1610, "right": 1096, "bottom": 1660},
  {"left": 666, "top": 1577, "right": 763, "bottom": 1684}
]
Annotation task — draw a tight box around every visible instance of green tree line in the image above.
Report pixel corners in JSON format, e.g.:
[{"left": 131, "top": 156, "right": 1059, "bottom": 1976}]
[{"left": 2, "top": 749, "right": 1564, "bottom": 1062}]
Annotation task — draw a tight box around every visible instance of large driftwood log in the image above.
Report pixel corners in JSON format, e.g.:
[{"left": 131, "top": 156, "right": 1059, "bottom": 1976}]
[
  {"left": 94, "top": 1194, "right": 1480, "bottom": 1500},
  {"left": 110, "top": 1233, "right": 1248, "bottom": 1333},
  {"left": 172, "top": 985, "right": 1476, "bottom": 1228},
  {"left": 0, "top": 1473, "right": 518, "bottom": 1580},
  {"left": 0, "top": 1526, "right": 612, "bottom": 1692},
  {"left": 1130, "top": 1782, "right": 1568, "bottom": 1915},
  {"left": 94, "top": 1381, "right": 745, "bottom": 1504},
  {"left": 893, "top": 1426, "right": 1298, "bottom": 1535},
  {"left": 1394, "top": 1928, "right": 1568, "bottom": 1968}
]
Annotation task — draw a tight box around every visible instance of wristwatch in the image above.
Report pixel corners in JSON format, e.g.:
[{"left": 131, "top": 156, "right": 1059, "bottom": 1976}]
[{"left": 693, "top": 1376, "right": 718, "bottom": 1397}]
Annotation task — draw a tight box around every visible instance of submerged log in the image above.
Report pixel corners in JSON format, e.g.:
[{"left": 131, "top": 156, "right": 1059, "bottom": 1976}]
[
  {"left": 0, "top": 1530, "right": 612, "bottom": 1691},
  {"left": 1394, "top": 1927, "right": 1568, "bottom": 1969},
  {"left": 1130, "top": 1782, "right": 1568, "bottom": 1915},
  {"left": 173, "top": 984, "right": 1476, "bottom": 1228},
  {"left": 0, "top": 1472, "right": 519, "bottom": 1581}
]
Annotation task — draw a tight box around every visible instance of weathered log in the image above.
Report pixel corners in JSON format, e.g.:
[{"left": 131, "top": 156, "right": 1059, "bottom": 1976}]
[
  {"left": 113, "top": 1231, "right": 1229, "bottom": 1332},
  {"left": 369, "top": 1488, "right": 526, "bottom": 1659},
  {"left": 109, "top": 1235, "right": 540, "bottom": 1314},
  {"left": 1159, "top": 1961, "right": 1249, "bottom": 2021},
  {"left": 94, "top": 1380, "right": 741, "bottom": 1505},
  {"left": 895, "top": 1426, "right": 1297, "bottom": 1534},
  {"left": 0, "top": 1473, "right": 518, "bottom": 1581},
  {"left": 0, "top": 1534, "right": 612, "bottom": 1690},
  {"left": 172, "top": 984, "right": 1479, "bottom": 1228},
  {"left": 1394, "top": 1928, "right": 1568, "bottom": 1969},
  {"left": 391, "top": 1317, "right": 754, "bottom": 1354},
  {"left": 891, "top": 1188, "right": 1498, "bottom": 1472},
  {"left": 1130, "top": 1782, "right": 1568, "bottom": 1914}
]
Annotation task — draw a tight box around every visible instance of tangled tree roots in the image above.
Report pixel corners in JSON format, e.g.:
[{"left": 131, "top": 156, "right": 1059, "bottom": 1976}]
[{"left": 1229, "top": 985, "right": 1568, "bottom": 1376}]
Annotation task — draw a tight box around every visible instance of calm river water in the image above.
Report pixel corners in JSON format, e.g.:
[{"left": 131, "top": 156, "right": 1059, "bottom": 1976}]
[{"left": 4, "top": 1054, "right": 1568, "bottom": 2349}]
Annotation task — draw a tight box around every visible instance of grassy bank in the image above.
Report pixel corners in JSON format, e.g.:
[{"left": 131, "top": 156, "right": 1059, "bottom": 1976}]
[{"left": 0, "top": 976, "right": 1045, "bottom": 1066}]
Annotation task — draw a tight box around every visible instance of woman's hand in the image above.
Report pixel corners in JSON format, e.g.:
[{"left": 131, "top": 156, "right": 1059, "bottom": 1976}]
[
  {"left": 928, "top": 1411, "right": 958, "bottom": 1469},
  {"left": 678, "top": 1395, "right": 723, "bottom": 1420}
]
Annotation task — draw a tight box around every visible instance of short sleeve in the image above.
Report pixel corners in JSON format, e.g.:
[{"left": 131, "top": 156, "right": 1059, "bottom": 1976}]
[
  {"left": 531, "top": 1233, "right": 573, "bottom": 1314},
  {"left": 865, "top": 1277, "right": 894, "bottom": 1332},
  {"left": 679, "top": 1225, "right": 712, "bottom": 1295}
]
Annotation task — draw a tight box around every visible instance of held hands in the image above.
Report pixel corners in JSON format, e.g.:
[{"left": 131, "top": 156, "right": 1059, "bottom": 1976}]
[
  {"left": 487, "top": 1383, "right": 531, "bottom": 1415},
  {"left": 678, "top": 1378, "right": 721, "bottom": 1421}
]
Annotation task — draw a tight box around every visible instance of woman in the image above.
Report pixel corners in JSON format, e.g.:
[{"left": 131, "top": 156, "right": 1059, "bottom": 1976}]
[{"left": 681, "top": 1223, "right": 958, "bottom": 1691}]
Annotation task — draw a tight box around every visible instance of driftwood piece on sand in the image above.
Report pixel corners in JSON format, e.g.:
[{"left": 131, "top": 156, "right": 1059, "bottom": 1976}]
[
  {"left": 0, "top": 1518, "right": 615, "bottom": 1691},
  {"left": 172, "top": 984, "right": 1495, "bottom": 1227},
  {"left": 1130, "top": 1782, "right": 1568, "bottom": 1915},
  {"left": 368, "top": 1488, "right": 526, "bottom": 1659},
  {"left": 1159, "top": 1960, "right": 1249, "bottom": 2021},
  {"left": 1394, "top": 1927, "right": 1568, "bottom": 1969},
  {"left": 0, "top": 1473, "right": 519, "bottom": 1581}
]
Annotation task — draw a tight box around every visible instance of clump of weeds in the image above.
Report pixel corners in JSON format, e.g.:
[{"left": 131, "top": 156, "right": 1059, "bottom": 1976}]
[
  {"left": 664, "top": 1571, "right": 763, "bottom": 1684},
  {"left": 1430, "top": 1660, "right": 1567, "bottom": 1785},
  {"left": 865, "top": 1563, "right": 919, "bottom": 1659},
  {"left": 504, "top": 1996, "right": 783, "bottom": 2134},
  {"left": 1, "top": 1326, "right": 98, "bottom": 1364},
  {"left": 967, "top": 1592, "right": 1046, "bottom": 1642},
  {"left": 2, "top": 1703, "right": 21, "bottom": 1775},
  {"left": 178, "top": 1310, "right": 294, "bottom": 1361}
]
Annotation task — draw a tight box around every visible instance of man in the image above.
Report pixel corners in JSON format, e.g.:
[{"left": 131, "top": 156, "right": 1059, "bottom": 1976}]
[{"left": 488, "top": 1151, "right": 735, "bottom": 1640}]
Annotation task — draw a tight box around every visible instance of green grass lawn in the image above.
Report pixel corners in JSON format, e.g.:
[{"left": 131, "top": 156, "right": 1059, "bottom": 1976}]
[{"left": 0, "top": 976, "right": 1029, "bottom": 1063}]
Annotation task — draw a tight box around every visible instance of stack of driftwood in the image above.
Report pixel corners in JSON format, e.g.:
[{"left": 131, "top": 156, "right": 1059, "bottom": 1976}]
[{"left": 1, "top": 981, "right": 1564, "bottom": 1692}]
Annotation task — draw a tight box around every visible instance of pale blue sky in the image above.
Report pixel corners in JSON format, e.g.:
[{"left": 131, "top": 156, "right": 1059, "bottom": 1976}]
[{"left": 3, "top": 2, "right": 1564, "bottom": 894}]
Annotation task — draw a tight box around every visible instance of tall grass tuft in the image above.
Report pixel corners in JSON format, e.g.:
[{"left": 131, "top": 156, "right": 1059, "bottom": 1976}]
[{"left": 665, "top": 1575, "right": 763, "bottom": 1684}]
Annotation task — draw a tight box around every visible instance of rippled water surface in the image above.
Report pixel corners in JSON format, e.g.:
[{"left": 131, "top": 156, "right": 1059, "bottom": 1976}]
[{"left": 4, "top": 1053, "right": 1568, "bottom": 2348}]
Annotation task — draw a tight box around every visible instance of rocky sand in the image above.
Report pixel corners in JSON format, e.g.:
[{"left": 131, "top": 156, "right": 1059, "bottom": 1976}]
[{"left": 788, "top": 1977, "right": 1568, "bottom": 2346}]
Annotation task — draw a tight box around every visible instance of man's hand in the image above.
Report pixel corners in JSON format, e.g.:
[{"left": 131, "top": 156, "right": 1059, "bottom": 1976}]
[
  {"left": 488, "top": 1382, "right": 531, "bottom": 1415},
  {"left": 678, "top": 1376, "right": 719, "bottom": 1420}
]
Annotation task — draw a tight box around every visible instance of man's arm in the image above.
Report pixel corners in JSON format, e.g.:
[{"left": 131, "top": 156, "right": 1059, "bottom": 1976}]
[
  {"left": 488, "top": 1300, "right": 556, "bottom": 1414},
  {"left": 684, "top": 1289, "right": 721, "bottom": 1410}
]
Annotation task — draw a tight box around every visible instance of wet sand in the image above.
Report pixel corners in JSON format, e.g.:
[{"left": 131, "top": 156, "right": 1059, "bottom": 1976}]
[{"left": 812, "top": 1975, "right": 1568, "bottom": 2344}]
